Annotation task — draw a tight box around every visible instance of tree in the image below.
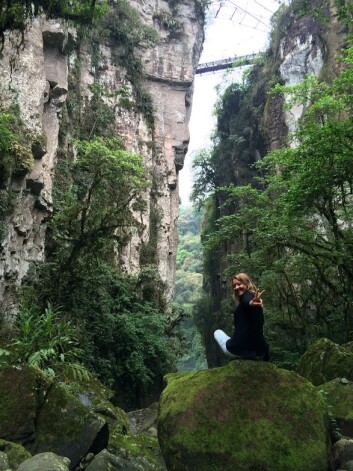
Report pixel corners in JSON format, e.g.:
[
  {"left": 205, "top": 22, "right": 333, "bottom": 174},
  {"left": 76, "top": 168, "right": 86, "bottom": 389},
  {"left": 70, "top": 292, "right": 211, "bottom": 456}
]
[
  {"left": 0, "top": 0, "right": 106, "bottom": 48},
  {"left": 51, "top": 137, "right": 148, "bottom": 280},
  {"left": 201, "top": 44, "right": 353, "bottom": 363}
]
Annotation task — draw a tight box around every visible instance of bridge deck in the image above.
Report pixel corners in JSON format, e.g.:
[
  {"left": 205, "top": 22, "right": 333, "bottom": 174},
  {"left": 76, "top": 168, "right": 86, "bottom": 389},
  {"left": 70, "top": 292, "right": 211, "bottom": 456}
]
[{"left": 196, "top": 53, "right": 259, "bottom": 75}]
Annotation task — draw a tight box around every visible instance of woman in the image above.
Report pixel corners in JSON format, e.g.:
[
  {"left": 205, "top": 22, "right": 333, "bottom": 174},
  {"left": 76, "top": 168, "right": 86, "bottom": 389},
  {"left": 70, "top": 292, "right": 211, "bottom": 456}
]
[{"left": 214, "top": 273, "right": 270, "bottom": 361}]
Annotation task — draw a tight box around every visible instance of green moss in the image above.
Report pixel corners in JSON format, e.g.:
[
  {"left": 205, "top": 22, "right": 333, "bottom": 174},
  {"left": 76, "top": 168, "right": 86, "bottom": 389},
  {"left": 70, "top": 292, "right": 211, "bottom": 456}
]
[
  {"left": 11, "top": 143, "right": 34, "bottom": 176},
  {"left": 0, "top": 365, "right": 37, "bottom": 442},
  {"left": 68, "top": 373, "right": 129, "bottom": 434},
  {"left": 109, "top": 429, "right": 164, "bottom": 469},
  {"left": 321, "top": 379, "right": 353, "bottom": 420},
  {"left": 0, "top": 439, "right": 31, "bottom": 469},
  {"left": 158, "top": 361, "right": 329, "bottom": 471},
  {"left": 34, "top": 383, "right": 96, "bottom": 447},
  {"left": 297, "top": 338, "right": 353, "bottom": 386}
]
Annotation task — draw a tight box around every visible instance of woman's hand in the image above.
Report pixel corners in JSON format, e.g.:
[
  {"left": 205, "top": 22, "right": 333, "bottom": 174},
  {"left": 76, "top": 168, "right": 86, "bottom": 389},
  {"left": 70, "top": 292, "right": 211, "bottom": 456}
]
[{"left": 250, "top": 290, "right": 266, "bottom": 307}]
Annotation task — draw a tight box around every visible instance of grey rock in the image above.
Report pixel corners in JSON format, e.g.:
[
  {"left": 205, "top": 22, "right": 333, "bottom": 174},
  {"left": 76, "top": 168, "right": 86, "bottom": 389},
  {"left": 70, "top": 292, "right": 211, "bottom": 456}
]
[
  {"left": 85, "top": 449, "right": 154, "bottom": 471},
  {"left": 17, "top": 452, "right": 70, "bottom": 471},
  {"left": 0, "top": 452, "right": 9, "bottom": 471},
  {"left": 334, "top": 439, "right": 353, "bottom": 470}
]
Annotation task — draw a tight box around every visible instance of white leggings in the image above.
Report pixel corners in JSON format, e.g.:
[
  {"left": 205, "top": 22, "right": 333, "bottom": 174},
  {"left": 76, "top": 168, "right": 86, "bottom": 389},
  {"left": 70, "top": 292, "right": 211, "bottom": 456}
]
[{"left": 214, "top": 329, "right": 236, "bottom": 358}]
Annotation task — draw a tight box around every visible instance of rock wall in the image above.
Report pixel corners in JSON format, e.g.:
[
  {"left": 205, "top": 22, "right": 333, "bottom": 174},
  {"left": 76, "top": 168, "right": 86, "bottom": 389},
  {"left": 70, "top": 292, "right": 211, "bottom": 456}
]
[
  {"left": 199, "top": 0, "right": 348, "bottom": 368},
  {"left": 0, "top": 0, "right": 204, "bottom": 316}
]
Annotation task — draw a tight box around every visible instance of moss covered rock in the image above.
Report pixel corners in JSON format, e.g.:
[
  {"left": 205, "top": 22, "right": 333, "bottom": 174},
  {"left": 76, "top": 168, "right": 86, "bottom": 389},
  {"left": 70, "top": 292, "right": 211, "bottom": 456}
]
[
  {"left": 71, "top": 374, "right": 129, "bottom": 435},
  {"left": 0, "top": 439, "right": 31, "bottom": 469},
  {"left": 0, "top": 365, "right": 109, "bottom": 469},
  {"left": 109, "top": 427, "right": 166, "bottom": 470},
  {"left": 158, "top": 360, "right": 329, "bottom": 471},
  {"left": 0, "top": 365, "right": 37, "bottom": 444},
  {"left": 297, "top": 338, "right": 353, "bottom": 386},
  {"left": 31, "top": 383, "right": 108, "bottom": 469},
  {"left": 321, "top": 378, "right": 353, "bottom": 438}
]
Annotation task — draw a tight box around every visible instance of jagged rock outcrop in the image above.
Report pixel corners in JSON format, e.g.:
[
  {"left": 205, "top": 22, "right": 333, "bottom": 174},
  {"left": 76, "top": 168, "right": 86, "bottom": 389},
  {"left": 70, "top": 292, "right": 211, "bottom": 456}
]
[
  {"left": 158, "top": 361, "right": 329, "bottom": 471},
  {"left": 0, "top": 0, "right": 204, "bottom": 316}
]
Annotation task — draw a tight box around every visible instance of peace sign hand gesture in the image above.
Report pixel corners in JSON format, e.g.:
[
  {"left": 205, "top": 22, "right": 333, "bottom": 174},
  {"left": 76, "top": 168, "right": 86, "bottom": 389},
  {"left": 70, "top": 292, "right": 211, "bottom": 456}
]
[{"left": 250, "top": 290, "right": 266, "bottom": 308}]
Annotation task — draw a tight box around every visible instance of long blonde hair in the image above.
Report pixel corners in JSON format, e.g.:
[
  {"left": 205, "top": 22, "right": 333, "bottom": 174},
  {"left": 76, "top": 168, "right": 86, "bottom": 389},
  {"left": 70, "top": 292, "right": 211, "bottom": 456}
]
[{"left": 232, "top": 273, "right": 258, "bottom": 298}]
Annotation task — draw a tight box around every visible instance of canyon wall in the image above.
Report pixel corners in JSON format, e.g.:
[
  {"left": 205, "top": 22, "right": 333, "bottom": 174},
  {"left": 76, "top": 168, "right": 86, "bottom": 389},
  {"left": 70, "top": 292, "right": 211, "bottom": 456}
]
[
  {"left": 196, "top": 0, "right": 349, "bottom": 368},
  {"left": 0, "top": 0, "right": 204, "bottom": 316}
]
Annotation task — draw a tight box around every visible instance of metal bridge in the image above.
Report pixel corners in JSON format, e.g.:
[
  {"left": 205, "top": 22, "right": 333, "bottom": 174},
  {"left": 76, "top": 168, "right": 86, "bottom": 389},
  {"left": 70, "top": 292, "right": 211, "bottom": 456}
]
[
  {"left": 196, "top": 53, "right": 259, "bottom": 75},
  {"left": 194, "top": 0, "right": 286, "bottom": 75}
]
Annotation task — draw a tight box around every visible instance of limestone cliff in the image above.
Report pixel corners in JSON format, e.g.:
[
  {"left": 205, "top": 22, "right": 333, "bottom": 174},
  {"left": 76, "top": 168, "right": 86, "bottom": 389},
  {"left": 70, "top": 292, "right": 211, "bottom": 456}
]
[
  {"left": 196, "top": 0, "right": 350, "bottom": 368},
  {"left": 0, "top": 0, "right": 204, "bottom": 316}
]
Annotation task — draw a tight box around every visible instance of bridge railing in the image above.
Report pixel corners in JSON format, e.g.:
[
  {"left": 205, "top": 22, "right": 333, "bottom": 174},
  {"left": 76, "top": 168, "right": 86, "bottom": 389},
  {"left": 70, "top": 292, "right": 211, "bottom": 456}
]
[{"left": 196, "top": 53, "right": 259, "bottom": 75}]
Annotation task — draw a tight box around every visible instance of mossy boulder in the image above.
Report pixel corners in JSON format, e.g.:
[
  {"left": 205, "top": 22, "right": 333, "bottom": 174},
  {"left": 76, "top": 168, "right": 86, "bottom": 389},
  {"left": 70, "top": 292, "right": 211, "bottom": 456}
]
[
  {"left": 0, "top": 439, "right": 31, "bottom": 469},
  {"left": 85, "top": 447, "right": 164, "bottom": 471},
  {"left": 321, "top": 378, "right": 353, "bottom": 438},
  {"left": 30, "top": 383, "right": 108, "bottom": 469},
  {"left": 109, "top": 427, "right": 166, "bottom": 470},
  {"left": 158, "top": 361, "right": 329, "bottom": 471},
  {"left": 70, "top": 374, "right": 129, "bottom": 435},
  {"left": 0, "top": 365, "right": 37, "bottom": 444},
  {"left": 0, "top": 365, "right": 109, "bottom": 469},
  {"left": 297, "top": 338, "right": 353, "bottom": 386}
]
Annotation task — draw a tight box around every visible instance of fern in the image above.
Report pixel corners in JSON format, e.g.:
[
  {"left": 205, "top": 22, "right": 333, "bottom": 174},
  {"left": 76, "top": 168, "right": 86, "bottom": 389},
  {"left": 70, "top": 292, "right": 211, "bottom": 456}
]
[{"left": 2, "top": 303, "right": 89, "bottom": 385}]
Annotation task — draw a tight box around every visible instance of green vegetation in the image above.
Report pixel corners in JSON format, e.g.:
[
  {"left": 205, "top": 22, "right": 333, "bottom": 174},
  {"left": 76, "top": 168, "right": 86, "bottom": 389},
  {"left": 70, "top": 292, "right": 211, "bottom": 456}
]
[
  {"left": 0, "top": 303, "right": 89, "bottom": 383},
  {"left": 192, "top": 34, "right": 353, "bottom": 369},
  {"left": 15, "top": 135, "right": 174, "bottom": 409},
  {"left": 50, "top": 137, "right": 148, "bottom": 274},
  {"left": 0, "top": 107, "right": 41, "bottom": 241},
  {"left": 0, "top": 111, "right": 35, "bottom": 185},
  {"left": 0, "top": 0, "right": 107, "bottom": 50},
  {"left": 174, "top": 206, "right": 206, "bottom": 371}
]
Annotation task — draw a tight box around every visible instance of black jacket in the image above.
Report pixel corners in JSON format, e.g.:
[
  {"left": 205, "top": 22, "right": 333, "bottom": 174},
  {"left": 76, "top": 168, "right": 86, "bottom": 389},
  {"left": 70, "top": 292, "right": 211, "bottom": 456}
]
[{"left": 226, "top": 292, "right": 269, "bottom": 359}]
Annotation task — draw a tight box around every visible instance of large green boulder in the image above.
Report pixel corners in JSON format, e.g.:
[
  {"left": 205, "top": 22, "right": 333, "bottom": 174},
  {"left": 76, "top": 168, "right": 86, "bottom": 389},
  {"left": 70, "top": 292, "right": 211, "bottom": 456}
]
[
  {"left": 158, "top": 361, "right": 329, "bottom": 471},
  {"left": 297, "top": 338, "right": 353, "bottom": 386},
  {"left": 29, "top": 382, "right": 108, "bottom": 469}
]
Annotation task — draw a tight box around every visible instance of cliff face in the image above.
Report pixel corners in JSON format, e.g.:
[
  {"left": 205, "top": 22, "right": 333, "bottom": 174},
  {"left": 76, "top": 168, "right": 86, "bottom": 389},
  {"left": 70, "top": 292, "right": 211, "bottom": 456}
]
[
  {"left": 197, "top": 1, "right": 349, "bottom": 368},
  {"left": 0, "top": 0, "right": 204, "bottom": 316}
]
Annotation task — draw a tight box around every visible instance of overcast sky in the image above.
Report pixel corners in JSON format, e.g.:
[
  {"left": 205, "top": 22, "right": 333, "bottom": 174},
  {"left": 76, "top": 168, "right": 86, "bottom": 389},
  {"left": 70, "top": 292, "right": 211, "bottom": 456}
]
[{"left": 179, "top": 0, "right": 287, "bottom": 206}]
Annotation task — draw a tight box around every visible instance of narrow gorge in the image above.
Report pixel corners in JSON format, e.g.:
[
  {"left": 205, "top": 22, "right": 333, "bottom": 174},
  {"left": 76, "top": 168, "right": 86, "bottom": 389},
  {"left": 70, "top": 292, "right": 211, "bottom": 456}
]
[{"left": 1, "top": 0, "right": 353, "bottom": 470}]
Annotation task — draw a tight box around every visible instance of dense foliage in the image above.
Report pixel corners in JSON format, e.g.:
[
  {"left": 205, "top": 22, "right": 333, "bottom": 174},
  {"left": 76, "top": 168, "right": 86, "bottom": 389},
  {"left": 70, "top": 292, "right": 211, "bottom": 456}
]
[
  {"left": 16, "top": 135, "right": 175, "bottom": 409},
  {"left": 0, "top": 303, "right": 90, "bottom": 383},
  {"left": 193, "top": 6, "right": 353, "bottom": 368},
  {"left": 174, "top": 206, "right": 206, "bottom": 371},
  {"left": 0, "top": 107, "right": 44, "bottom": 241},
  {"left": 0, "top": 0, "right": 106, "bottom": 48}
]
